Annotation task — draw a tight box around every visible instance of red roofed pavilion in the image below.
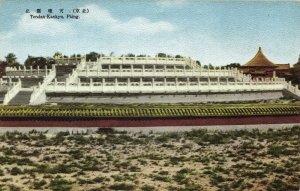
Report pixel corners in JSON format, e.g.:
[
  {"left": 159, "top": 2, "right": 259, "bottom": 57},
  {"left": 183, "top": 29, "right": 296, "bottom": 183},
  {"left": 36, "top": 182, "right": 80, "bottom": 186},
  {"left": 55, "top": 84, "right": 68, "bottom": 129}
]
[{"left": 240, "top": 47, "right": 291, "bottom": 79}]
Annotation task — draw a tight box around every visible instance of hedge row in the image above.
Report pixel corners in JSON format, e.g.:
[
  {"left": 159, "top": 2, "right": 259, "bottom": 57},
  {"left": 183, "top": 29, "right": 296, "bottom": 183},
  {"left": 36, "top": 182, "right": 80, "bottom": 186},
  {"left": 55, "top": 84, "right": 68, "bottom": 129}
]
[{"left": 0, "top": 105, "right": 299, "bottom": 118}]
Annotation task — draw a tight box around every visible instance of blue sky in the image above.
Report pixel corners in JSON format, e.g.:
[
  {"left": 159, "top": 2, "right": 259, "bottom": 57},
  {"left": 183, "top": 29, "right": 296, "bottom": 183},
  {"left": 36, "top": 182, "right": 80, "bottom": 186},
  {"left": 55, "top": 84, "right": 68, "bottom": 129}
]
[{"left": 0, "top": 0, "right": 300, "bottom": 66}]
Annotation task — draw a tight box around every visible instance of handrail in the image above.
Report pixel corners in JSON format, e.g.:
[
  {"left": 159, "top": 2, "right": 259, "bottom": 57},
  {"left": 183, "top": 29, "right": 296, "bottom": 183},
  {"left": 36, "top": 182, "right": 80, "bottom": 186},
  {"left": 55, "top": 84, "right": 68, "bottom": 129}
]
[
  {"left": 284, "top": 81, "right": 300, "bottom": 97},
  {"left": 29, "top": 65, "right": 56, "bottom": 105},
  {"left": 65, "top": 69, "right": 78, "bottom": 83},
  {"left": 98, "top": 56, "right": 187, "bottom": 62},
  {"left": 5, "top": 66, "right": 50, "bottom": 77},
  {"left": 77, "top": 68, "right": 237, "bottom": 78},
  {"left": 3, "top": 79, "right": 22, "bottom": 105},
  {"left": 0, "top": 80, "right": 14, "bottom": 91},
  {"left": 45, "top": 79, "right": 287, "bottom": 93}
]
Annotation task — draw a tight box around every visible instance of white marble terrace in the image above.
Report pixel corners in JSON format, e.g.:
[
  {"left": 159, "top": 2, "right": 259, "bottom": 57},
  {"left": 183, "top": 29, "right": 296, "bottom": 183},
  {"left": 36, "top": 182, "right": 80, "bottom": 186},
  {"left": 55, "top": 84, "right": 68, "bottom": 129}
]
[{"left": 1, "top": 55, "right": 299, "bottom": 105}]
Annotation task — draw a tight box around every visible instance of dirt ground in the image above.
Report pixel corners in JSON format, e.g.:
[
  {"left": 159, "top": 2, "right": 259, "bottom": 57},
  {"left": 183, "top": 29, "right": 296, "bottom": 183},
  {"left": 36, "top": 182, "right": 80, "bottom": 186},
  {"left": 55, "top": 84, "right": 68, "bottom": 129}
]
[{"left": 0, "top": 126, "right": 299, "bottom": 191}]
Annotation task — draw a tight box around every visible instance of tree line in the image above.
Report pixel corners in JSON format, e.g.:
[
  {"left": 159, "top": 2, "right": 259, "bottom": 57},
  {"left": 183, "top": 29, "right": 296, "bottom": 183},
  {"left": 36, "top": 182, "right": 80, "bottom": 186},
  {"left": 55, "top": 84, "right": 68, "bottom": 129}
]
[{"left": 1, "top": 52, "right": 198, "bottom": 68}]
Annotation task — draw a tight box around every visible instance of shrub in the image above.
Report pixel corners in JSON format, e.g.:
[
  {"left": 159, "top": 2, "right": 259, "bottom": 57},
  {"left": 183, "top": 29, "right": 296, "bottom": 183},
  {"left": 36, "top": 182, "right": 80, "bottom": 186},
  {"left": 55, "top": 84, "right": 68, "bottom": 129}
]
[
  {"left": 8, "top": 185, "right": 21, "bottom": 191},
  {"left": 182, "top": 183, "right": 203, "bottom": 191},
  {"left": 33, "top": 180, "right": 47, "bottom": 189},
  {"left": 170, "top": 156, "right": 186, "bottom": 165},
  {"left": 158, "top": 170, "right": 169, "bottom": 175},
  {"left": 177, "top": 168, "right": 193, "bottom": 174},
  {"left": 231, "top": 178, "right": 244, "bottom": 189},
  {"left": 141, "top": 184, "right": 155, "bottom": 191},
  {"left": 109, "top": 182, "right": 135, "bottom": 190},
  {"left": 152, "top": 175, "right": 171, "bottom": 182},
  {"left": 10, "top": 167, "right": 22, "bottom": 175},
  {"left": 93, "top": 177, "right": 106, "bottom": 183},
  {"left": 49, "top": 178, "right": 72, "bottom": 191},
  {"left": 173, "top": 173, "right": 189, "bottom": 185},
  {"left": 129, "top": 165, "right": 141, "bottom": 172},
  {"left": 210, "top": 174, "right": 225, "bottom": 184},
  {"left": 202, "top": 134, "right": 225, "bottom": 144},
  {"left": 267, "top": 178, "right": 298, "bottom": 191},
  {"left": 267, "top": 145, "right": 293, "bottom": 157}
]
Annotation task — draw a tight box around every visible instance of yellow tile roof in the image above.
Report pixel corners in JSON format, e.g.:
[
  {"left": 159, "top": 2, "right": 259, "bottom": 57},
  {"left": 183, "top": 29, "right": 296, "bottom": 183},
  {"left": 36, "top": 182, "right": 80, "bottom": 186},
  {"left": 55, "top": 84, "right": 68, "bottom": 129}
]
[{"left": 243, "top": 47, "right": 277, "bottom": 67}]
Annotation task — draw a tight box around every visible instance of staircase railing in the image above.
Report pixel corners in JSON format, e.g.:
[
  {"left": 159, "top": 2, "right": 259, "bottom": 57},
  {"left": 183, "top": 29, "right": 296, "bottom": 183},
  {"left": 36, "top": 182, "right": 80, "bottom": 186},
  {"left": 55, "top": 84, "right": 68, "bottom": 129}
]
[
  {"left": 3, "top": 78, "right": 22, "bottom": 105},
  {"left": 65, "top": 69, "right": 78, "bottom": 83},
  {"left": 284, "top": 81, "right": 300, "bottom": 98},
  {"left": 29, "top": 65, "right": 56, "bottom": 105}
]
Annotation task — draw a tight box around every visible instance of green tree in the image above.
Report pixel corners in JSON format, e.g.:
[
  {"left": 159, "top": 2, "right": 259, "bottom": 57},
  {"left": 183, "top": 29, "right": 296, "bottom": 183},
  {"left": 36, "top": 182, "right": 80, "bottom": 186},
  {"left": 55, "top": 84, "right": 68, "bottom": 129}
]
[
  {"left": 69, "top": 54, "right": 82, "bottom": 58},
  {"left": 24, "top": 56, "right": 49, "bottom": 68},
  {"left": 225, "top": 63, "right": 241, "bottom": 68},
  {"left": 157, "top": 53, "right": 167, "bottom": 57},
  {"left": 126, "top": 53, "right": 135, "bottom": 57},
  {"left": 86, "top": 52, "right": 99, "bottom": 62},
  {"left": 5, "top": 53, "right": 18, "bottom": 67},
  {"left": 53, "top": 52, "right": 63, "bottom": 58},
  {"left": 203, "top": 64, "right": 214, "bottom": 69}
]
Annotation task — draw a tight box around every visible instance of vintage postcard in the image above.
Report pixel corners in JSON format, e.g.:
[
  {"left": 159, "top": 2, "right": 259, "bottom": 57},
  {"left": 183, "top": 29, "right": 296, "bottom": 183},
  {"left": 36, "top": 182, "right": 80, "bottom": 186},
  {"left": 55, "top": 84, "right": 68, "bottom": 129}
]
[{"left": 0, "top": 0, "right": 299, "bottom": 190}]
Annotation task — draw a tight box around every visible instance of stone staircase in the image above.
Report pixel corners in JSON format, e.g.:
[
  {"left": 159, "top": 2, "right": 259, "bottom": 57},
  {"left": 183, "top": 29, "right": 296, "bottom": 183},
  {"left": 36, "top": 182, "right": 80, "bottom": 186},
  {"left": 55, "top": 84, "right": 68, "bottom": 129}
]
[
  {"left": 0, "top": 92, "right": 6, "bottom": 104},
  {"left": 8, "top": 89, "right": 33, "bottom": 105},
  {"left": 21, "top": 77, "right": 44, "bottom": 88},
  {"left": 55, "top": 64, "right": 77, "bottom": 82}
]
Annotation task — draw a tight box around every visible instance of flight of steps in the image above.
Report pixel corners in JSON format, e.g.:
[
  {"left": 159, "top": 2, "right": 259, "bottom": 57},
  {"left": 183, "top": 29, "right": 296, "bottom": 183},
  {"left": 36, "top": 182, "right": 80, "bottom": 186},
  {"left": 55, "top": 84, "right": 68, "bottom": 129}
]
[
  {"left": 0, "top": 92, "right": 6, "bottom": 104},
  {"left": 8, "top": 90, "right": 33, "bottom": 105},
  {"left": 21, "top": 78, "right": 44, "bottom": 88},
  {"left": 55, "top": 64, "right": 77, "bottom": 82}
]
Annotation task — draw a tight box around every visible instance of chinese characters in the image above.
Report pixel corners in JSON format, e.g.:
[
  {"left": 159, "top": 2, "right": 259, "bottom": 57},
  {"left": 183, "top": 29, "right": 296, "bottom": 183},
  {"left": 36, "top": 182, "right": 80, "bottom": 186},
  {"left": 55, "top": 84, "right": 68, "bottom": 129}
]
[{"left": 25, "top": 8, "right": 89, "bottom": 20}]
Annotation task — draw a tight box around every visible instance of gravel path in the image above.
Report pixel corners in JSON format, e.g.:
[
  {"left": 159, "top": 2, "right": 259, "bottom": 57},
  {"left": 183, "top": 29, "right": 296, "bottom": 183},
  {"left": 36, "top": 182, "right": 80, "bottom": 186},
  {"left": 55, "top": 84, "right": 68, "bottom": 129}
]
[{"left": 0, "top": 123, "right": 299, "bottom": 134}]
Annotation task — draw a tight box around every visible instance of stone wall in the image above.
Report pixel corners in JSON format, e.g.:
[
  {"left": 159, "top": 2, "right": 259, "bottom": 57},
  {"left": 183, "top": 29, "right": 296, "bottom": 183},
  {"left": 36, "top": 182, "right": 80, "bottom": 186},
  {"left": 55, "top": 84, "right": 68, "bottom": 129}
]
[{"left": 46, "top": 91, "right": 284, "bottom": 104}]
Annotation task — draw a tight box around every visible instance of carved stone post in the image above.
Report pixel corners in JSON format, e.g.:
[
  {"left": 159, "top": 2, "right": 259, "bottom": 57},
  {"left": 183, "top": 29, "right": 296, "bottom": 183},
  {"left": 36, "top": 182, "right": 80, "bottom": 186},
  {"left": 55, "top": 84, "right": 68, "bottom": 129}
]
[
  {"left": 90, "top": 78, "right": 93, "bottom": 92},
  {"left": 127, "top": 78, "right": 130, "bottom": 89},
  {"left": 54, "top": 78, "right": 57, "bottom": 91},
  {"left": 139, "top": 77, "right": 142, "bottom": 88},
  {"left": 45, "top": 65, "right": 48, "bottom": 77},
  {"left": 65, "top": 78, "right": 68, "bottom": 92},
  {"left": 86, "top": 64, "right": 89, "bottom": 77},
  {"left": 152, "top": 77, "right": 155, "bottom": 89}
]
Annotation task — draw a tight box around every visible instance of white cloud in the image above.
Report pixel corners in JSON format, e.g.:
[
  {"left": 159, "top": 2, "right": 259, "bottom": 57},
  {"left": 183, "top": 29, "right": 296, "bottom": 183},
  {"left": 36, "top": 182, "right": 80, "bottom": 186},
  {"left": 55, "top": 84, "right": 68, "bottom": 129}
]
[
  {"left": 0, "top": 31, "right": 14, "bottom": 41},
  {"left": 80, "top": 4, "right": 117, "bottom": 26},
  {"left": 110, "top": 17, "right": 174, "bottom": 35},
  {"left": 156, "top": 0, "right": 188, "bottom": 7},
  {"left": 80, "top": 4, "right": 175, "bottom": 35},
  {"left": 17, "top": 14, "right": 73, "bottom": 36}
]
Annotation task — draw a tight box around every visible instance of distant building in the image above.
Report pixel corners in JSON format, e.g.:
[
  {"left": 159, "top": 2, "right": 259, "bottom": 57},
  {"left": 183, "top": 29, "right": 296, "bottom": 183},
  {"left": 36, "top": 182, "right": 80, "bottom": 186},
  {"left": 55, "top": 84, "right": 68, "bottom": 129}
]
[
  {"left": 240, "top": 47, "right": 291, "bottom": 79},
  {"left": 275, "top": 64, "right": 292, "bottom": 79},
  {"left": 293, "top": 56, "right": 300, "bottom": 84}
]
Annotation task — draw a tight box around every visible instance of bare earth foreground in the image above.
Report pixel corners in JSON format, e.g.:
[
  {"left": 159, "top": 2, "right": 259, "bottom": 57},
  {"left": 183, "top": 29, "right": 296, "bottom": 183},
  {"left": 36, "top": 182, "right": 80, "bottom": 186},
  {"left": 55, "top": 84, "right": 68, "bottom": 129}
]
[{"left": 0, "top": 127, "right": 299, "bottom": 191}]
